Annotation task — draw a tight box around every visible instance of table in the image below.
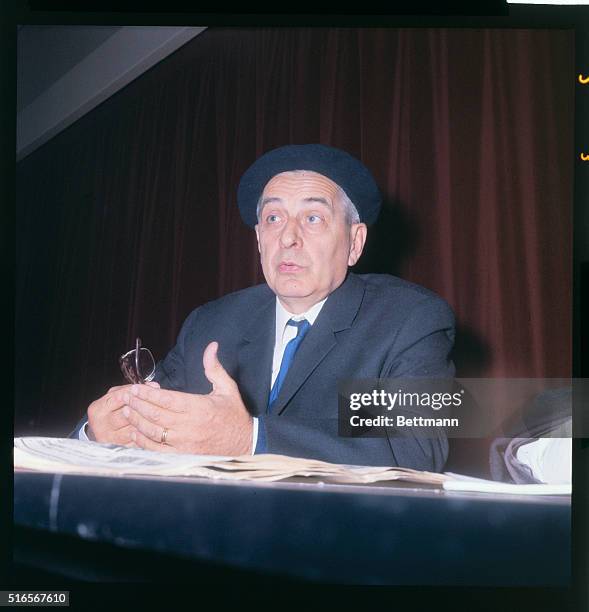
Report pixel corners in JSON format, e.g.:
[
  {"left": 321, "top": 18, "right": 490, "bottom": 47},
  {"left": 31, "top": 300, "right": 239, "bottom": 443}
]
[{"left": 13, "top": 470, "right": 571, "bottom": 586}]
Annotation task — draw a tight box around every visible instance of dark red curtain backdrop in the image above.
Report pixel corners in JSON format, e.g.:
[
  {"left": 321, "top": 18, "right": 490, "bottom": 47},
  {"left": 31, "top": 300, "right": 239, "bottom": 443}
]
[{"left": 16, "top": 28, "right": 573, "bottom": 473}]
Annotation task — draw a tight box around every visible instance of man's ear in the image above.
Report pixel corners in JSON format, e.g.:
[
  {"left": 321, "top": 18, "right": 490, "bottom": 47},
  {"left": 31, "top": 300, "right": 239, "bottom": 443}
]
[
  {"left": 348, "top": 223, "right": 367, "bottom": 266},
  {"left": 254, "top": 224, "right": 261, "bottom": 254}
]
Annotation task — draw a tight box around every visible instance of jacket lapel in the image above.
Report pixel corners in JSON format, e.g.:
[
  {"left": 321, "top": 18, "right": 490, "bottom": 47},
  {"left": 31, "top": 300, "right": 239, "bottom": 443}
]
[
  {"left": 236, "top": 295, "right": 276, "bottom": 417},
  {"left": 272, "top": 273, "right": 366, "bottom": 415}
]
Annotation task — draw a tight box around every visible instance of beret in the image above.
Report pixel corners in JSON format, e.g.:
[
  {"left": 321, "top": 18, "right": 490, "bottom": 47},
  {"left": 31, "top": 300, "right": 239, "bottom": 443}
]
[{"left": 237, "top": 144, "right": 382, "bottom": 228}]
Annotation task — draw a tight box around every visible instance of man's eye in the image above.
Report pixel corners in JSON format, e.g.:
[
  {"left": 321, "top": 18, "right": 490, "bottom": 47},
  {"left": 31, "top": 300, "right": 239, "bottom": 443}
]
[
  {"left": 266, "top": 214, "right": 280, "bottom": 224},
  {"left": 307, "top": 215, "right": 323, "bottom": 224}
]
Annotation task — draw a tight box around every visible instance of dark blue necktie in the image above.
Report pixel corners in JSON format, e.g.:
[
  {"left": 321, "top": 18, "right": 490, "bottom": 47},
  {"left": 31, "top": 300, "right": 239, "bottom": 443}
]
[{"left": 267, "top": 319, "right": 311, "bottom": 414}]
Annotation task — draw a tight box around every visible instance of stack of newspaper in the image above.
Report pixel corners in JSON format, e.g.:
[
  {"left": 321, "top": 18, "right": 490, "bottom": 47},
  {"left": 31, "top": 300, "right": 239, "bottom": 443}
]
[
  {"left": 13, "top": 437, "right": 446, "bottom": 485},
  {"left": 13, "top": 437, "right": 571, "bottom": 494}
]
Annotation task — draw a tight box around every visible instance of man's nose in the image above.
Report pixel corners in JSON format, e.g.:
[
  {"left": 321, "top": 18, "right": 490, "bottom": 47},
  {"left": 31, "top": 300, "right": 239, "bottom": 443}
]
[{"left": 279, "top": 218, "right": 302, "bottom": 248}]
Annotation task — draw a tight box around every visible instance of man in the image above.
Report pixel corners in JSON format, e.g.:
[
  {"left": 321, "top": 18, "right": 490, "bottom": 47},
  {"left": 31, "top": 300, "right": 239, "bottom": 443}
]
[{"left": 72, "top": 144, "right": 455, "bottom": 470}]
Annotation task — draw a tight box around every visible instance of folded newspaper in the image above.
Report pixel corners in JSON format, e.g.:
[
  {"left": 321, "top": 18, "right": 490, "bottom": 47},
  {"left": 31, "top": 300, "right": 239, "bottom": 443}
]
[
  {"left": 13, "top": 437, "right": 445, "bottom": 485},
  {"left": 13, "top": 437, "right": 570, "bottom": 494}
]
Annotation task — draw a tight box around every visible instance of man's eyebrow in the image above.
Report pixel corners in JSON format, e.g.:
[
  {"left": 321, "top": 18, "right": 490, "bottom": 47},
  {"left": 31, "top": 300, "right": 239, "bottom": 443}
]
[
  {"left": 302, "top": 197, "right": 331, "bottom": 207},
  {"left": 260, "top": 196, "right": 332, "bottom": 207},
  {"left": 260, "top": 196, "right": 282, "bottom": 205}
]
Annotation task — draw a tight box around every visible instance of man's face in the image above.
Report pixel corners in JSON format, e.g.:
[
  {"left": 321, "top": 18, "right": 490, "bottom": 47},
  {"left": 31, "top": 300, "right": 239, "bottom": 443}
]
[{"left": 255, "top": 171, "right": 367, "bottom": 314}]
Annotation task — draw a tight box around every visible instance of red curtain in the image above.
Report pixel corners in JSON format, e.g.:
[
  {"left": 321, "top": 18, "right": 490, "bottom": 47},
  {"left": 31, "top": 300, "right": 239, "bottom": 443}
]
[{"left": 16, "top": 28, "right": 573, "bottom": 473}]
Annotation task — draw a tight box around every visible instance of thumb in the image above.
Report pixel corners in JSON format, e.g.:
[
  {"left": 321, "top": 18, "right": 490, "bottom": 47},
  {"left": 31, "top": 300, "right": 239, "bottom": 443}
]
[{"left": 203, "top": 341, "right": 237, "bottom": 394}]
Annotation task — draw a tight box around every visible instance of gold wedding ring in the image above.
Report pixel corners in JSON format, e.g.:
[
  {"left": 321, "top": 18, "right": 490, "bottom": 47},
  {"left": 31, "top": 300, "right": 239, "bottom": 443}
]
[{"left": 160, "top": 427, "right": 169, "bottom": 445}]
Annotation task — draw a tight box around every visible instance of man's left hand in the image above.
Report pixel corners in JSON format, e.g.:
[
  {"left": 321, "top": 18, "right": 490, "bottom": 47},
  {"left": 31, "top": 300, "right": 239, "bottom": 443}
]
[{"left": 123, "top": 341, "right": 253, "bottom": 455}]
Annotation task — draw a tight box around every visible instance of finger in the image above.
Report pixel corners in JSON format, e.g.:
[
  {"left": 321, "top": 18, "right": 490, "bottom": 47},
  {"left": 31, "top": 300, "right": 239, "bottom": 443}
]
[
  {"left": 127, "top": 395, "right": 174, "bottom": 426},
  {"left": 108, "top": 406, "right": 133, "bottom": 431},
  {"left": 130, "top": 384, "right": 185, "bottom": 413},
  {"left": 103, "top": 387, "right": 135, "bottom": 413},
  {"left": 125, "top": 407, "right": 171, "bottom": 444},
  {"left": 145, "top": 381, "right": 160, "bottom": 388},
  {"left": 203, "top": 341, "right": 237, "bottom": 394},
  {"left": 107, "top": 384, "right": 132, "bottom": 394},
  {"left": 88, "top": 390, "right": 127, "bottom": 428},
  {"left": 131, "top": 429, "right": 175, "bottom": 453},
  {"left": 111, "top": 424, "right": 136, "bottom": 446}
]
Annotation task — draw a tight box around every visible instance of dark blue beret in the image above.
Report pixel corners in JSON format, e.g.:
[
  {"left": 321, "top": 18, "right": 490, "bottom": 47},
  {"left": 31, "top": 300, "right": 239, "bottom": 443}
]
[{"left": 237, "top": 144, "right": 382, "bottom": 228}]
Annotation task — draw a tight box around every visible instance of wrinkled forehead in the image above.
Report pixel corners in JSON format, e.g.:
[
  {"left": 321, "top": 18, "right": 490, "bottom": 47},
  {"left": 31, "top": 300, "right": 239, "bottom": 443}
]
[{"left": 261, "top": 170, "right": 342, "bottom": 199}]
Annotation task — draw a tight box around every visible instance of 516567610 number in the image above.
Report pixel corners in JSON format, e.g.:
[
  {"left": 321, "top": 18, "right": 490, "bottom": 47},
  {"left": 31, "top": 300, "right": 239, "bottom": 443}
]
[{"left": 1, "top": 591, "right": 69, "bottom": 606}]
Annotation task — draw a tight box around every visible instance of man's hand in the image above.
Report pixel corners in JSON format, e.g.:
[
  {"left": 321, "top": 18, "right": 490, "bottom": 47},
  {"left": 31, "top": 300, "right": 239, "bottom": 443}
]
[
  {"left": 123, "top": 342, "right": 253, "bottom": 456},
  {"left": 87, "top": 381, "right": 161, "bottom": 445}
]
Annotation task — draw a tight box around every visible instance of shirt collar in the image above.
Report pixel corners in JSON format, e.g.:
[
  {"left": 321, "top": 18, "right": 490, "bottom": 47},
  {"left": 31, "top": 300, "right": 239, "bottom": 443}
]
[{"left": 275, "top": 296, "right": 327, "bottom": 342}]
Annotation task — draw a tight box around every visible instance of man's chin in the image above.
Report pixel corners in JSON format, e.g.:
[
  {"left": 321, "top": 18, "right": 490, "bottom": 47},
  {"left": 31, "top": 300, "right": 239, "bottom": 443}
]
[{"left": 272, "top": 279, "right": 312, "bottom": 298}]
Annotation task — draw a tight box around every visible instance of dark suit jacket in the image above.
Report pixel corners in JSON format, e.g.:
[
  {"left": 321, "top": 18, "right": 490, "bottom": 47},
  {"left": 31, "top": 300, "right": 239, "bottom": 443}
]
[{"left": 129, "top": 272, "right": 455, "bottom": 470}]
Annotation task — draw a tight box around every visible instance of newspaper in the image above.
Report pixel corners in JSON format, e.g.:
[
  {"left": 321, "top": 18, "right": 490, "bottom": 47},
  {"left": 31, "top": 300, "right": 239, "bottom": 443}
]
[
  {"left": 13, "top": 437, "right": 571, "bottom": 494},
  {"left": 13, "top": 437, "right": 447, "bottom": 485},
  {"left": 442, "top": 472, "right": 571, "bottom": 495}
]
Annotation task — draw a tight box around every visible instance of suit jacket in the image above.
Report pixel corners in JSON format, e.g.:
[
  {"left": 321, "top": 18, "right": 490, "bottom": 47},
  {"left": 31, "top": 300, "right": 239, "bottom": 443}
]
[{"left": 143, "top": 272, "right": 456, "bottom": 471}]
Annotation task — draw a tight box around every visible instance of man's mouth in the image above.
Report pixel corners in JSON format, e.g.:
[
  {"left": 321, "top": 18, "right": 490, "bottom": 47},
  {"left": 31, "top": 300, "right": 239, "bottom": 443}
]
[{"left": 278, "top": 262, "right": 304, "bottom": 273}]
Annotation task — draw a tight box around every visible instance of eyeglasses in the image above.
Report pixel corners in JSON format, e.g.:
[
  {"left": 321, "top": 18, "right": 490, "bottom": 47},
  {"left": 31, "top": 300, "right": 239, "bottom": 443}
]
[{"left": 119, "top": 337, "right": 156, "bottom": 384}]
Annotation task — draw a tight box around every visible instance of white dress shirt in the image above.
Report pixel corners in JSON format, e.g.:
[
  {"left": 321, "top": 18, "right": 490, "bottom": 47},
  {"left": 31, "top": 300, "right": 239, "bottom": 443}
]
[
  {"left": 79, "top": 296, "right": 327, "bottom": 453},
  {"left": 78, "top": 419, "right": 92, "bottom": 441}
]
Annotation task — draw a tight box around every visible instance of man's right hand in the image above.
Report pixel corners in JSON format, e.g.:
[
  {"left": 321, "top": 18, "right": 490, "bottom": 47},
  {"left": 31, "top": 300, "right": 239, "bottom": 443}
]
[{"left": 87, "top": 381, "right": 160, "bottom": 444}]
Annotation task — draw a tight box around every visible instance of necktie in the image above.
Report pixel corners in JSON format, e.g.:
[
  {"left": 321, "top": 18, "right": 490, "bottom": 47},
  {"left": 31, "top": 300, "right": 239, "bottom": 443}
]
[{"left": 267, "top": 319, "right": 311, "bottom": 414}]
